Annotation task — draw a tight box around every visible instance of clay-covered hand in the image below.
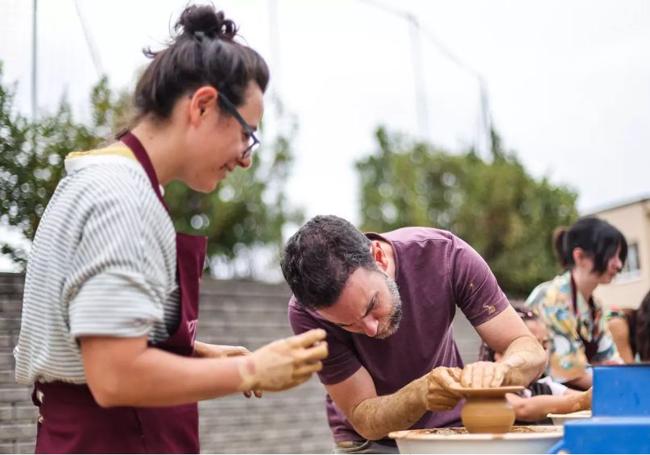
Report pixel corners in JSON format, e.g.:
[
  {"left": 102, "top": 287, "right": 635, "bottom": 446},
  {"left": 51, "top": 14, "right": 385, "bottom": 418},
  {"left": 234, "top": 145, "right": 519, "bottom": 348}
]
[
  {"left": 237, "top": 329, "right": 328, "bottom": 392},
  {"left": 425, "top": 367, "right": 464, "bottom": 411},
  {"left": 577, "top": 387, "right": 592, "bottom": 411},
  {"left": 193, "top": 342, "right": 264, "bottom": 398},
  {"left": 460, "top": 361, "right": 514, "bottom": 388},
  {"left": 193, "top": 341, "right": 250, "bottom": 358}
]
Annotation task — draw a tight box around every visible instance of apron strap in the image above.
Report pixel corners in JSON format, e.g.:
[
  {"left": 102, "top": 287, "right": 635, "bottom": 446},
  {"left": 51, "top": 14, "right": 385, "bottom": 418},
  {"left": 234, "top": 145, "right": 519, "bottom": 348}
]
[{"left": 119, "top": 130, "right": 169, "bottom": 210}]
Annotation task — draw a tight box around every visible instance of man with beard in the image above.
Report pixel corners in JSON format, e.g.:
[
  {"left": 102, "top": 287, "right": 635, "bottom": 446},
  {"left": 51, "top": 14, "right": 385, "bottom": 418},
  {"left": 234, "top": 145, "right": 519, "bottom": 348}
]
[{"left": 281, "top": 215, "right": 546, "bottom": 453}]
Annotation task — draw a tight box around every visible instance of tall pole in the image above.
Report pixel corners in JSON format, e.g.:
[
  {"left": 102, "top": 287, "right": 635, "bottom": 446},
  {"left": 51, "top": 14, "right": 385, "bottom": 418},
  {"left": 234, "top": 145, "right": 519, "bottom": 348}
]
[
  {"left": 358, "top": 0, "right": 493, "bottom": 158},
  {"left": 31, "top": 0, "right": 38, "bottom": 119},
  {"left": 407, "top": 14, "right": 429, "bottom": 140},
  {"left": 267, "top": 0, "right": 282, "bottom": 117},
  {"left": 478, "top": 78, "right": 492, "bottom": 155},
  {"left": 74, "top": 0, "right": 104, "bottom": 77}
]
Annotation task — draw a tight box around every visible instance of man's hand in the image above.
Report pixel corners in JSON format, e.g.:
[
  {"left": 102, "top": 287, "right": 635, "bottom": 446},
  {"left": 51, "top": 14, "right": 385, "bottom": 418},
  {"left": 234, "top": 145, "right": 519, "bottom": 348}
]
[
  {"left": 237, "top": 329, "right": 328, "bottom": 392},
  {"left": 460, "top": 361, "right": 514, "bottom": 388},
  {"left": 475, "top": 308, "right": 547, "bottom": 387},
  {"left": 576, "top": 387, "right": 592, "bottom": 411},
  {"left": 425, "top": 367, "right": 464, "bottom": 411}
]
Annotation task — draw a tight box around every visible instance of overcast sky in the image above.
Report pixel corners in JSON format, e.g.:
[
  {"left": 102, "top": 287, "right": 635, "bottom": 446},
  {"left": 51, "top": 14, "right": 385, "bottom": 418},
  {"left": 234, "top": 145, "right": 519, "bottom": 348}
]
[{"left": 2, "top": 0, "right": 649, "bottom": 235}]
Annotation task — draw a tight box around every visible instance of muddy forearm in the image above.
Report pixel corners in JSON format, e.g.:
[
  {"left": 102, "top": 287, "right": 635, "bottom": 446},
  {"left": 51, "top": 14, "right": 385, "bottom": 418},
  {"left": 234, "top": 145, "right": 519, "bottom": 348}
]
[
  {"left": 349, "top": 376, "right": 428, "bottom": 441},
  {"left": 512, "top": 391, "right": 590, "bottom": 421},
  {"left": 547, "top": 391, "right": 591, "bottom": 414},
  {"left": 500, "top": 335, "right": 546, "bottom": 386}
]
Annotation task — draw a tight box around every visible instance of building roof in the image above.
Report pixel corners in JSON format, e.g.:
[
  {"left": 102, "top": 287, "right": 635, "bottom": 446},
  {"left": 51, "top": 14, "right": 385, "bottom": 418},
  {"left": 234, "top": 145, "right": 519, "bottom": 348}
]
[{"left": 584, "top": 194, "right": 650, "bottom": 216}]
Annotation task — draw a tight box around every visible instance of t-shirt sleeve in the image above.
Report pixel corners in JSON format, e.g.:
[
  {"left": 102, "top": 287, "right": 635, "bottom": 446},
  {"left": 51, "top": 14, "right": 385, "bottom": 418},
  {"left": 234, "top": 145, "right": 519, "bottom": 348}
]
[
  {"left": 450, "top": 238, "right": 510, "bottom": 326},
  {"left": 288, "top": 297, "right": 362, "bottom": 385},
  {"left": 66, "top": 183, "right": 167, "bottom": 340}
]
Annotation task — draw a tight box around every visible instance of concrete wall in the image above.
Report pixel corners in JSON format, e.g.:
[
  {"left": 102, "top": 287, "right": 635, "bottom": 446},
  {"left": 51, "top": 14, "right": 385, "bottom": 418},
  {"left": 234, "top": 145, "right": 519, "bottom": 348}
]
[{"left": 0, "top": 273, "right": 480, "bottom": 453}]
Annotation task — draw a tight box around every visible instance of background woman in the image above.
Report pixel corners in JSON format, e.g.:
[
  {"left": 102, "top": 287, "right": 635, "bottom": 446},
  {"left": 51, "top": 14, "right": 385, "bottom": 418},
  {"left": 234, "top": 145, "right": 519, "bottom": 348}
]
[
  {"left": 606, "top": 290, "right": 650, "bottom": 362},
  {"left": 14, "top": 5, "right": 327, "bottom": 453},
  {"left": 525, "top": 217, "right": 626, "bottom": 390}
]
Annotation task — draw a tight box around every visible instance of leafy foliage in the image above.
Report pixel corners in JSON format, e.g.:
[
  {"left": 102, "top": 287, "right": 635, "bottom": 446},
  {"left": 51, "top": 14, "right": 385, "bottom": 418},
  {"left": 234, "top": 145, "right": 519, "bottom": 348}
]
[{"left": 356, "top": 126, "right": 578, "bottom": 296}]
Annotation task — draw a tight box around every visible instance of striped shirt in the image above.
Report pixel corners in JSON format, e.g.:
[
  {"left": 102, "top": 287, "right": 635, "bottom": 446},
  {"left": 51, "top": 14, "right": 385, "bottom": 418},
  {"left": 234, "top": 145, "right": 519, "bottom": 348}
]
[{"left": 14, "top": 147, "right": 179, "bottom": 384}]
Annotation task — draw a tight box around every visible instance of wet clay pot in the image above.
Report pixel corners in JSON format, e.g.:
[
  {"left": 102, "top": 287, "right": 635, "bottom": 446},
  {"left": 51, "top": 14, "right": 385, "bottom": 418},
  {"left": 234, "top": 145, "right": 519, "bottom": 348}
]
[{"left": 454, "top": 386, "right": 524, "bottom": 434}]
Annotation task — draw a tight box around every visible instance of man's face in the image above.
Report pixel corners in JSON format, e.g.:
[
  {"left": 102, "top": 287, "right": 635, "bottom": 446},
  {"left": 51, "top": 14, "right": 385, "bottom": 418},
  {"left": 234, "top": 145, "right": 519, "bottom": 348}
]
[{"left": 316, "top": 267, "right": 402, "bottom": 339}]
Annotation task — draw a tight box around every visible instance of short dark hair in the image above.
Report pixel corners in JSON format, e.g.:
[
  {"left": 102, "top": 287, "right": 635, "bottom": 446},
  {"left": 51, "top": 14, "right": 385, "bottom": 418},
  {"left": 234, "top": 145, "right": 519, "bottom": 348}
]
[
  {"left": 281, "top": 215, "right": 376, "bottom": 310},
  {"left": 553, "top": 217, "right": 627, "bottom": 274},
  {"left": 636, "top": 290, "right": 650, "bottom": 361},
  {"left": 131, "top": 4, "right": 269, "bottom": 124}
]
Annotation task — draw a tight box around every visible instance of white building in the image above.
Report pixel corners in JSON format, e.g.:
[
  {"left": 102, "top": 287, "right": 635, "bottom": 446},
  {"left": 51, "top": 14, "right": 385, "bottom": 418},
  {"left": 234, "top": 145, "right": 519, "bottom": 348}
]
[{"left": 590, "top": 196, "right": 650, "bottom": 309}]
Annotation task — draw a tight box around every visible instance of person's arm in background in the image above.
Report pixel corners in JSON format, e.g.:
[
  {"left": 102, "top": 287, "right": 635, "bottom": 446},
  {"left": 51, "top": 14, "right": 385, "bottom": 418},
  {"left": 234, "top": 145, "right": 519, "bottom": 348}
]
[
  {"left": 607, "top": 316, "right": 634, "bottom": 363},
  {"left": 564, "top": 371, "right": 592, "bottom": 390},
  {"left": 467, "top": 306, "right": 547, "bottom": 387},
  {"left": 506, "top": 388, "right": 592, "bottom": 422}
]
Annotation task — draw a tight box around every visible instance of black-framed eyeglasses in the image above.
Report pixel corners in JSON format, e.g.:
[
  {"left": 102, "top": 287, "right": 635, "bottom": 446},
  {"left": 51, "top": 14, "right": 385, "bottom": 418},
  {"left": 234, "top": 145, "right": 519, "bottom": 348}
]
[{"left": 218, "top": 92, "right": 260, "bottom": 160}]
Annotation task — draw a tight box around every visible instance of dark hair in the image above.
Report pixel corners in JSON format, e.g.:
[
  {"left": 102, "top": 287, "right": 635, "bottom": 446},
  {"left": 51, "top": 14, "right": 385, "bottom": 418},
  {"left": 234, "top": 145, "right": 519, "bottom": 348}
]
[
  {"left": 281, "top": 215, "right": 376, "bottom": 310},
  {"left": 478, "top": 303, "right": 539, "bottom": 362},
  {"left": 553, "top": 217, "right": 627, "bottom": 274},
  {"left": 131, "top": 4, "right": 269, "bottom": 124},
  {"left": 636, "top": 290, "right": 650, "bottom": 361}
]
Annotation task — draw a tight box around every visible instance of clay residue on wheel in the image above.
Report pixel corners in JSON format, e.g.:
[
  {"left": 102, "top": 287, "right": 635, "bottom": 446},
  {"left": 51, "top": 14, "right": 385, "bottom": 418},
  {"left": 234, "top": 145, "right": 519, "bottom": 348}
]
[{"left": 419, "top": 426, "right": 558, "bottom": 435}]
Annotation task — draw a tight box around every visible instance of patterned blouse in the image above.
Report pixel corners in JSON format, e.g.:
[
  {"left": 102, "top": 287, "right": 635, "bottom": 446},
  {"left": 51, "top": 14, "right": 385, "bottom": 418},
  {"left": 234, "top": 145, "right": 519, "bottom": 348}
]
[{"left": 525, "top": 271, "right": 621, "bottom": 383}]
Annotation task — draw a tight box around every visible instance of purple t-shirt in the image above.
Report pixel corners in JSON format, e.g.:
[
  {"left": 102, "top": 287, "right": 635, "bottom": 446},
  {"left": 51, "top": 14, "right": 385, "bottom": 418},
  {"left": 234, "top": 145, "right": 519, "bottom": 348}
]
[{"left": 288, "top": 227, "right": 509, "bottom": 443}]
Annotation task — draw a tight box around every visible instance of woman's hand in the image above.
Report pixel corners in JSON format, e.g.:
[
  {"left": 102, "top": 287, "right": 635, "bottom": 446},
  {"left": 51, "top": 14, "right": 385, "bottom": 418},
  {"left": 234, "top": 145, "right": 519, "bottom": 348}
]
[
  {"left": 237, "top": 329, "right": 328, "bottom": 392},
  {"left": 193, "top": 341, "right": 262, "bottom": 397},
  {"left": 193, "top": 341, "right": 250, "bottom": 359}
]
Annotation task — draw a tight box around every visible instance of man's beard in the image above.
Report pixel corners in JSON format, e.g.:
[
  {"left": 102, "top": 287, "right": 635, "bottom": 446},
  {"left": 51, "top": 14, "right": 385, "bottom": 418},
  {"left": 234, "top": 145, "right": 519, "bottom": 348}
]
[{"left": 375, "top": 275, "right": 403, "bottom": 339}]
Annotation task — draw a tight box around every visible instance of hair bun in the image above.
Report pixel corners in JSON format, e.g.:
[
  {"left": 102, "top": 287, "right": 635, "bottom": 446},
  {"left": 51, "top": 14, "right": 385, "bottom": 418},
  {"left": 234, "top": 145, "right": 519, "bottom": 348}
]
[{"left": 176, "top": 5, "right": 237, "bottom": 40}]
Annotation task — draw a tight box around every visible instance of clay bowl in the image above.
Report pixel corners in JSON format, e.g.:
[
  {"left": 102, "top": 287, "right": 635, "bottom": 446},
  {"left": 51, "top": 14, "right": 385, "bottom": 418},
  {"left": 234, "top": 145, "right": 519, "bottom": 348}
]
[
  {"left": 451, "top": 385, "right": 524, "bottom": 433},
  {"left": 389, "top": 425, "right": 563, "bottom": 454},
  {"left": 547, "top": 410, "right": 591, "bottom": 425}
]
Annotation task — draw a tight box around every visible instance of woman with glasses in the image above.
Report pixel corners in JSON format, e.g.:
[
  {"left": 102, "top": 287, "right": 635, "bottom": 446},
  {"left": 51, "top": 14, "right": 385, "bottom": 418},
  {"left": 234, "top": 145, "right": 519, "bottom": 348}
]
[
  {"left": 14, "top": 5, "right": 327, "bottom": 453},
  {"left": 479, "top": 304, "right": 592, "bottom": 424},
  {"left": 524, "top": 217, "right": 626, "bottom": 391}
]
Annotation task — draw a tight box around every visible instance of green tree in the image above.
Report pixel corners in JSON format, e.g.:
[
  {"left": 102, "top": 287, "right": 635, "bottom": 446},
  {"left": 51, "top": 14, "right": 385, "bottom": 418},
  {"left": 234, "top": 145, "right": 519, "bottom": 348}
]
[
  {"left": 0, "top": 67, "right": 301, "bottom": 276},
  {"left": 0, "top": 69, "right": 108, "bottom": 264},
  {"left": 356, "top": 126, "right": 578, "bottom": 297}
]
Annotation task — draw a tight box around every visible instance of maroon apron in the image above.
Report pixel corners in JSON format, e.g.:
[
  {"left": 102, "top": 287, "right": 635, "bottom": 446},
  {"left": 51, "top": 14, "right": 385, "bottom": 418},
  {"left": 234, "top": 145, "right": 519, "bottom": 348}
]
[{"left": 32, "top": 132, "right": 207, "bottom": 453}]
